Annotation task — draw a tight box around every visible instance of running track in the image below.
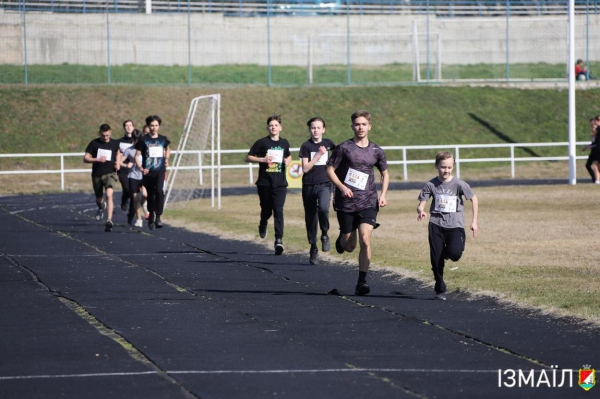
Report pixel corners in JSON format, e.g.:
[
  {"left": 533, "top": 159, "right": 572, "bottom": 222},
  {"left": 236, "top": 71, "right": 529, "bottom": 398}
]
[{"left": 0, "top": 193, "right": 597, "bottom": 398}]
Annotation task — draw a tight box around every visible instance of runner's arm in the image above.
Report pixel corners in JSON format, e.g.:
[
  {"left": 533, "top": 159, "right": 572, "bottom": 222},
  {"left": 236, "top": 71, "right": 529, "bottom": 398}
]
[
  {"left": 470, "top": 195, "right": 479, "bottom": 238},
  {"left": 379, "top": 169, "right": 390, "bottom": 207},
  {"left": 327, "top": 165, "right": 353, "bottom": 198},
  {"left": 416, "top": 200, "right": 428, "bottom": 221}
]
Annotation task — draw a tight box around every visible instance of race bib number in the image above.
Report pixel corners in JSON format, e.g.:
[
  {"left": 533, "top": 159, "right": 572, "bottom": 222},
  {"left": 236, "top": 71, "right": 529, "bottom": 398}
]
[
  {"left": 267, "top": 149, "right": 284, "bottom": 164},
  {"left": 434, "top": 194, "right": 458, "bottom": 213},
  {"left": 97, "top": 148, "right": 112, "bottom": 162},
  {"left": 344, "top": 168, "right": 368, "bottom": 190},
  {"left": 149, "top": 146, "right": 163, "bottom": 158},
  {"left": 311, "top": 151, "right": 328, "bottom": 166},
  {"left": 119, "top": 142, "right": 133, "bottom": 152}
]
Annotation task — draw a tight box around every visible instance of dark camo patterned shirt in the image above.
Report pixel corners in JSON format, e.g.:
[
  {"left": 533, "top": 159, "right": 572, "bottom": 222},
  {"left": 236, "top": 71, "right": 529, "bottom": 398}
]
[{"left": 327, "top": 138, "right": 388, "bottom": 213}]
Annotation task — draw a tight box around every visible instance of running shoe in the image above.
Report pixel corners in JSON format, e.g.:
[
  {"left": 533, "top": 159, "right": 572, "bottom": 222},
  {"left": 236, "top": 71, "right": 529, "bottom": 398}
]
[
  {"left": 355, "top": 282, "right": 370, "bottom": 296},
  {"left": 335, "top": 234, "right": 345, "bottom": 254},
  {"left": 145, "top": 212, "right": 150, "bottom": 220},
  {"left": 121, "top": 198, "right": 129, "bottom": 212},
  {"left": 155, "top": 217, "right": 163, "bottom": 229},
  {"left": 148, "top": 212, "right": 155, "bottom": 230},
  {"left": 321, "top": 235, "right": 330, "bottom": 252},
  {"left": 434, "top": 293, "right": 447, "bottom": 301},
  {"left": 95, "top": 202, "right": 106, "bottom": 221},
  {"left": 309, "top": 244, "right": 319, "bottom": 265},
  {"left": 127, "top": 214, "right": 134, "bottom": 225},
  {"left": 259, "top": 224, "right": 267, "bottom": 239},
  {"left": 134, "top": 219, "right": 143, "bottom": 228},
  {"left": 104, "top": 219, "right": 113, "bottom": 232},
  {"left": 274, "top": 238, "right": 284, "bottom": 255}
]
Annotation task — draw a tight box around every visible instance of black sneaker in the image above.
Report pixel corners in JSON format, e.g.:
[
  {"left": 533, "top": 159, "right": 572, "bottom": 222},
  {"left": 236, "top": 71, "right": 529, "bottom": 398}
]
[
  {"left": 104, "top": 220, "right": 113, "bottom": 232},
  {"left": 121, "top": 199, "right": 128, "bottom": 212},
  {"left": 355, "top": 282, "right": 370, "bottom": 296},
  {"left": 321, "top": 235, "right": 331, "bottom": 252},
  {"left": 155, "top": 217, "right": 163, "bottom": 229},
  {"left": 274, "top": 238, "right": 284, "bottom": 255},
  {"left": 127, "top": 214, "right": 134, "bottom": 225},
  {"left": 258, "top": 225, "right": 267, "bottom": 239},
  {"left": 148, "top": 212, "right": 155, "bottom": 230},
  {"left": 309, "top": 244, "right": 319, "bottom": 265},
  {"left": 335, "top": 234, "right": 345, "bottom": 254}
]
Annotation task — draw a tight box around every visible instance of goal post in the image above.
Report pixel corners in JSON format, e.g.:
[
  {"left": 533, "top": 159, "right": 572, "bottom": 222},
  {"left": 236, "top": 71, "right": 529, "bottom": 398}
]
[{"left": 164, "top": 93, "right": 221, "bottom": 211}]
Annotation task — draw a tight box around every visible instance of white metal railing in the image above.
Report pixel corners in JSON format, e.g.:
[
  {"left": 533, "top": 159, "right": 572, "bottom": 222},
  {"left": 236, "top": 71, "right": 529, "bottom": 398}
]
[{"left": 0, "top": 141, "right": 592, "bottom": 190}]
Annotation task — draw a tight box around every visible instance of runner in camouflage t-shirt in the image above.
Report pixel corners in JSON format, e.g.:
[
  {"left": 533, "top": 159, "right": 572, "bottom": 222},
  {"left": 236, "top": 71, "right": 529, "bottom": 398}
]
[{"left": 326, "top": 110, "right": 389, "bottom": 296}]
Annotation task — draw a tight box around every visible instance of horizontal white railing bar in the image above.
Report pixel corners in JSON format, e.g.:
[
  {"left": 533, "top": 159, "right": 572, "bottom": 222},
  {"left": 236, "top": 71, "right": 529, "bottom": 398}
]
[{"left": 0, "top": 141, "right": 593, "bottom": 191}]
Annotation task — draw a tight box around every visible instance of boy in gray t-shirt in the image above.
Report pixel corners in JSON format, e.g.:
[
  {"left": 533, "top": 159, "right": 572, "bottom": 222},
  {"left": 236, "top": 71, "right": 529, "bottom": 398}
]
[{"left": 417, "top": 151, "right": 479, "bottom": 301}]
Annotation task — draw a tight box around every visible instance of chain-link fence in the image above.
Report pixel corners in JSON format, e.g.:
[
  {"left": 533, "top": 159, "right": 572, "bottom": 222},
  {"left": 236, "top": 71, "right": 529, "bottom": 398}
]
[{"left": 1, "top": 0, "right": 599, "bottom": 85}]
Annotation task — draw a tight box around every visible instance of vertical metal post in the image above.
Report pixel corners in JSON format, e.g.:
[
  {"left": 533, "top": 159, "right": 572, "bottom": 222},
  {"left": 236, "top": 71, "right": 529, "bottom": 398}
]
[
  {"left": 586, "top": 0, "right": 590, "bottom": 76},
  {"left": 426, "top": 0, "right": 430, "bottom": 81},
  {"left": 106, "top": 10, "right": 111, "bottom": 84},
  {"left": 510, "top": 146, "right": 515, "bottom": 178},
  {"left": 568, "top": 0, "right": 577, "bottom": 184},
  {"left": 188, "top": 0, "right": 192, "bottom": 86},
  {"left": 505, "top": 0, "right": 510, "bottom": 82},
  {"left": 346, "top": 0, "right": 351, "bottom": 85},
  {"left": 146, "top": 0, "right": 152, "bottom": 14},
  {"left": 21, "top": 0, "right": 28, "bottom": 84},
  {"left": 402, "top": 148, "right": 408, "bottom": 181},
  {"left": 211, "top": 99, "right": 215, "bottom": 208},
  {"left": 436, "top": 33, "right": 442, "bottom": 80},
  {"left": 198, "top": 152, "right": 203, "bottom": 185},
  {"left": 455, "top": 146, "right": 460, "bottom": 179},
  {"left": 307, "top": 35, "right": 313, "bottom": 85},
  {"left": 267, "top": 0, "right": 272, "bottom": 86},
  {"left": 217, "top": 94, "right": 221, "bottom": 210},
  {"left": 61, "top": 155, "right": 65, "bottom": 191},
  {"left": 412, "top": 21, "right": 420, "bottom": 82},
  {"left": 249, "top": 163, "right": 254, "bottom": 184}
]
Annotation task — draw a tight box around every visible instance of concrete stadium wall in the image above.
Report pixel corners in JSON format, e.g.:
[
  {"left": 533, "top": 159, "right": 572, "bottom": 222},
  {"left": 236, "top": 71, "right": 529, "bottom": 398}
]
[{"left": 1, "top": 10, "right": 599, "bottom": 67}]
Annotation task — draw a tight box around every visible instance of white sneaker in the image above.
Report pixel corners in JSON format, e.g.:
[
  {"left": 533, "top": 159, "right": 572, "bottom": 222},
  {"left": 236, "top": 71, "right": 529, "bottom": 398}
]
[
  {"left": 95, "top": 202, "right": 106, "bottom": 221},
  {"left": 134, "top": 219, "right": 143, "bottom": 227}
]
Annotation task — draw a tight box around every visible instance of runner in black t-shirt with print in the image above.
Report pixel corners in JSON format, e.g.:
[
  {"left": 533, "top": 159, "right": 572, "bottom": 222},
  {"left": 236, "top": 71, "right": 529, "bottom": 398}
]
[
  {"left": 83, "top": 124, "right": 121, "bottom": 232},
  {"left": 299, "top": 117, "right": 335, "bottom": 265},
  {"left": 135, "top": 115, "right": 171, "bottom": 230},
  {"left": 244, "top": 115, "right": 292, "bottom": 255},
  {"left": 326, "top": 110, "right": 389, "bottom": 296},
  {"left": 117, "top": 119, "right": 135, "bottom": 218}
]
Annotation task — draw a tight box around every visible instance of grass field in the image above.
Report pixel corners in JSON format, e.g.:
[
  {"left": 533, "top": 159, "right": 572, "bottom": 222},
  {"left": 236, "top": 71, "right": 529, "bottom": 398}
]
[
  {"left": 2, "top": 62, "right": 597, "bottom": 85},
  {"left": 165, "top": 183, "right": 600, "bottom": 326}
]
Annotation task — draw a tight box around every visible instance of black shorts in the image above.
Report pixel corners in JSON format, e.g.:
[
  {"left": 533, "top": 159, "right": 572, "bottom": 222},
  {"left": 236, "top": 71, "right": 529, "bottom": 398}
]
[
  {"left": 128, "top": 178, "right": 142, "bottom": 194},
  {"left": 337, "top": 207, "right": 378, "bottom": 234}
]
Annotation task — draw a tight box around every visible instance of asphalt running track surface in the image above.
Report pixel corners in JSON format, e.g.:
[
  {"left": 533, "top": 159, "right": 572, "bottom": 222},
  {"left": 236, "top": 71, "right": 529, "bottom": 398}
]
[{"left": 0, "top": 193, "right": 598, "bottom": 399}]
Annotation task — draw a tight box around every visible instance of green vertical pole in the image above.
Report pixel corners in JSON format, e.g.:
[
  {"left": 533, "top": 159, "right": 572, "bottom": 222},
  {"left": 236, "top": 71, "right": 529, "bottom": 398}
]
[{"left": 346, "top": 0, "right": 351, "bottom": 85}]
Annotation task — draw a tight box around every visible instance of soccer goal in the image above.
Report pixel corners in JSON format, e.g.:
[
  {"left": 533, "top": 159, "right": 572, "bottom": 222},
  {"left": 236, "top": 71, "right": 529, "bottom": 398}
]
[{"left": 164, "top": 94, "right": 221, "bottom": 210}]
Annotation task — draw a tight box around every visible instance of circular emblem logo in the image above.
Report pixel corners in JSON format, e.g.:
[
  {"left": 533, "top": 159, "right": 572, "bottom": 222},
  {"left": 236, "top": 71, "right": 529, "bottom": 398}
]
[{"left": 289, "top": 163, "right": 303, "bottom": 179}]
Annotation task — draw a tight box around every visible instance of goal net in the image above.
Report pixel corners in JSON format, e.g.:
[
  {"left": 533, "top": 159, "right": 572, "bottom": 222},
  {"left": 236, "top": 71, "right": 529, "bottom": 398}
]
[{"left": 164, "top": 94, "right": 221, "bottom": 210}]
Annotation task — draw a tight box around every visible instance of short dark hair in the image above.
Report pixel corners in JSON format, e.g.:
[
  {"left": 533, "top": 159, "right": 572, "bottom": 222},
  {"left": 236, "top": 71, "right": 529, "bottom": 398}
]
[
  {"left": 351, "top": 110, "right": 371, "bottom": 123},
  {"left": 145, "top": 115, "right": 162, "bottom": 126},
  {"left": 307, "top": 117, "right": 326, "bottom": 128},
  {"left": 435, "top": 151, "right": 454, "bottom": 167},
  {"left": 267, "top": 114, "right": 282, "bottom": 125},
  {"left": 99, "top": 124, "right": 111, "bottom": 133},
  {"left": 122, "top": 119, "right": 133, "bottom": 129}
]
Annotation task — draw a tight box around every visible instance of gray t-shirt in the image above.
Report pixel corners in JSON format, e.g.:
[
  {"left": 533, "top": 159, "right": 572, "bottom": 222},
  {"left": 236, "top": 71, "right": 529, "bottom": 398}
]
[
  {"left": 123, "top": 146, "right": 142, "bottom": 181},
  {"left": 417, "top": 177, "right": 475, "bottom": 229}
]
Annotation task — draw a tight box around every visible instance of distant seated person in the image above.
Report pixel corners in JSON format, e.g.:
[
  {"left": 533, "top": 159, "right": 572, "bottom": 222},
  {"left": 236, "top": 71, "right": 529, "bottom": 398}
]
[{"left": 575, "top": 59, "right": 592, "bottom": 81}]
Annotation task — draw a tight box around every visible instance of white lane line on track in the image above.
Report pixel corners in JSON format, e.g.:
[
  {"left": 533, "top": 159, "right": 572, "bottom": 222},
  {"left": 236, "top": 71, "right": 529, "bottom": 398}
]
[
  {"left": 10, "top": 205, "right": 60, "bottom": 215},
  {"left": 7, "top": 253, "right": 202, "bottom": 258},
  {"left": 0, "top": 369, "right": 505, "bottom": 380}
]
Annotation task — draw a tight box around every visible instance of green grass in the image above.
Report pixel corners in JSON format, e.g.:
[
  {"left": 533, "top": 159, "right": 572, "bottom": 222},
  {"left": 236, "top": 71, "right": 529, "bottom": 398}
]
[
  {"left": 1, "top": 84, "right": 599, "bottom": 157},
  {"left": 3, "top": 62, "right": 595, "bottom": 85}
]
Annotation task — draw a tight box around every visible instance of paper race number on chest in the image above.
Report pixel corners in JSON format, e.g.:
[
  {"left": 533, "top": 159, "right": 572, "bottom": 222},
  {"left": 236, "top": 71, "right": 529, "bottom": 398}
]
[
  {"left": 344, "top": 168, "right": 369, "bottom": 190},
  {"left": 434, "top": 194, "right": 458, "bottom": 213},
  {"left": 149, "top": 145, "right": 163, "bottom": 158},
  {"left": 97, "top": 148, "right": 112, "bottom": 162}
]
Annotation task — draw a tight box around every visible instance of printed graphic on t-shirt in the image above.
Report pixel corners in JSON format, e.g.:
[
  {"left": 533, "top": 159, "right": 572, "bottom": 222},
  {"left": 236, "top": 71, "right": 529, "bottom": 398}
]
[
  {"left": 267, "top": 147, "right": 284, "bottom": 173},
  {"left": 97, "top": 148, "right": 112, "bottom": 162},
  {"left": 149, "top": 145, "right": 163, "bottom": 158},
  {"left": 119, "top": 142, "right": 133, "bottom": 152},
  {"left": 434, "top": 194, "right": 458, "bottom": 213},
  {"left": 344, "top": 168, "right": 368, "bottom": 190},
  {"left": 311, "top": 151, "right": 328, "bottom": 166}
]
